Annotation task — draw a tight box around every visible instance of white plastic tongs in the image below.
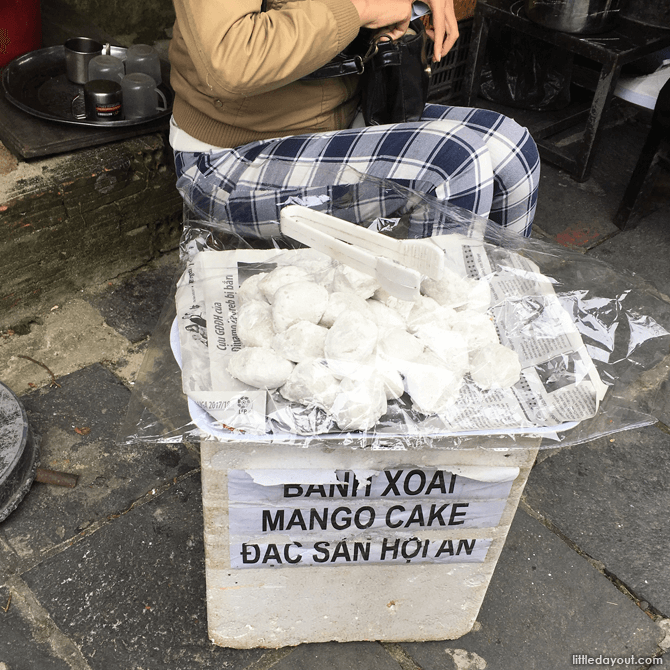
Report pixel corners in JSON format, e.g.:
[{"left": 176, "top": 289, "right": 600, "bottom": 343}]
[{"left": 280, "top": 205, "right": 445, "bottom": 301}]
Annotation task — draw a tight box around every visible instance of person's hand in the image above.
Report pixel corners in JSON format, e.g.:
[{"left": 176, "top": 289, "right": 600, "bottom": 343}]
[
  {"left": 350, "top": 0, "right": 413, "bottom": 40},
  {"left": 377, "top": 19, "right": 412, "bottom": 41},
  {"left": 424, "top": 0, "right": 458, "bottom": 62}
]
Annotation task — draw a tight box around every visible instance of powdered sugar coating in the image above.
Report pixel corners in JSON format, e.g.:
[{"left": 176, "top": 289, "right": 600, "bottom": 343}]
[
  {"left": 259, "top": 265, "right": 312, "bottom": 302},
  {"left": 237, "top": 300, "right": 275, "bottom": 348},
  {"left": 280, "top": 359, "right": 340, "bottom": 409},
  {"left": 325, "top": 310, "right": 379, "bottom": 363},
  {"left": 272, "top": 281, "right": 329, "bottom": 332},
  {"left": 470, "top": 343, "right": 521, "bottom": 389},
  {"left": 227, "top": 347, "right": 294, "bottom": 389},
  {"left": 273, "top": 321, "right": 328, "bottom": 363}
]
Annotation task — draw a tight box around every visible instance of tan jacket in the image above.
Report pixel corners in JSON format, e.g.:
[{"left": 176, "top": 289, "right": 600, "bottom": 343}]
[{"left": 169, "top": 0, "right": 362, "bottom": 148}]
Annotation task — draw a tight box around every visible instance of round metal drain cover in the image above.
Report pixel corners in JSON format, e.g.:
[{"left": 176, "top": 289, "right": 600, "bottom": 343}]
[{"left": 0, "top": 381, "right": 39, "bottom": 522}]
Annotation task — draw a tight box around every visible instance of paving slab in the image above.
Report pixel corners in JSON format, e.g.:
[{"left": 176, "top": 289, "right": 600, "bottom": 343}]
[
  {"left": 89, "top": 256, "right": 180, "bottom": 344},
  {"left": 1, "top": 364, "right": 199, "bottom": 569},
  {"left": 1, "top": 299, "right": 131, "bottom": 396},
  {"left": 271, "top": 642, "right": 404, "bottom": 670},
  {"left": 588, "top": 176, "right": 670, "bottom": 300},
  {"left": 401, "top": 509, "right": 663, "bottom": 670},
  {"left": 624, "top": 354, "right": 670, "bottom": 433},
  {"left": 523, "top": 424, "right": 670, "bottom": 617},
  {"left": 0, "top": 583, "right": 71, "bottom": 670},
  {"left": 589, "top": 201, "right": 670, "bottom": 426},
  {"left": 0, "top": 572, "right": 92, "bottom": 670},
  {"left": 533, "top": 161, "right": 621, "bottom": 250},
  {"left": 19, "top": 474, "right": 264, "bottom": 670}
]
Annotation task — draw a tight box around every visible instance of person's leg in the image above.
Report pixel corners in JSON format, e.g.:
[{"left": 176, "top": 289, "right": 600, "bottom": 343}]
[
  {"left": 420, "top": 104, "right": 541, "bottom": 237},
  {"left": 175, "top": 110, "right": 538, "bottom": 240}
]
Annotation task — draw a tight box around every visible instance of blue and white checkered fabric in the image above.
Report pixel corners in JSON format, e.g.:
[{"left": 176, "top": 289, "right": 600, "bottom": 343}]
[{"left": 174, "top": 104, "right": 540, "bottom": 240}]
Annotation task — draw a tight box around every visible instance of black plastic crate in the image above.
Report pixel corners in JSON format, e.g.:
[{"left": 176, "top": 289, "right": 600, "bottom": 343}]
[{"left": 427, "top": 19, "right": 474, "bottom": 105}]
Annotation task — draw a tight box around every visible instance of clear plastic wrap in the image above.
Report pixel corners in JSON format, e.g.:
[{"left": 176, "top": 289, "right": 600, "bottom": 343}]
[{"left": 119, "top": 175, "right": 670, "bottom": 450}]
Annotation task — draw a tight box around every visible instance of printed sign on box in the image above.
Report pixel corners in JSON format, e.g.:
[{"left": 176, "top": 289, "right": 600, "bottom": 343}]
[{"left": 228, "top": 467, "right": 519, "bottom": 569}]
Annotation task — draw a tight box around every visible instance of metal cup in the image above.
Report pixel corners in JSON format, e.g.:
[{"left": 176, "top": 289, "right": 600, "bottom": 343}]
[
  {"left": 121, "top": 72, "right": 167, "bottom": 119},
  {"left": 88, "top": 54, "right": 125, "bottom": 83},
  {"left": 125, "top": 44, "right": 162, "bottom": 85},
  {"left": 72, "top": 79, "right": 123, "bottom": 120},
  {"left": 64, "top": 37, "right": 104, "bottom": 84}
]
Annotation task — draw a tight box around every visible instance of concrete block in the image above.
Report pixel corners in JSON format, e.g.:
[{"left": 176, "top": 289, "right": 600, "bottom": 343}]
[
  {"left": 0, "top": 134, "right": 182, "bottom": 328},
  {"left": 200, "top": 438, "right": 539, "bottom": 648}
]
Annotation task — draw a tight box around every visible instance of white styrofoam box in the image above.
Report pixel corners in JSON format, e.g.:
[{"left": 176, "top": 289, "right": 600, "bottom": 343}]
[{"left": 201, "top": 437, "right": 539, "bottom": 648}]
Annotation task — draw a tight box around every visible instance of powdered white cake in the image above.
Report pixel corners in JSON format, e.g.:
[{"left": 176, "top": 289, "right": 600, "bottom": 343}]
[
  {"left": 272, "top": 281, "right": 329, "bottom": 332},
  {"left": 273, "top": 321, "right": 328, "bottom": 363},
  {"left": 237, "top": 300, "right": 275, "bottom": 348},
  {"left": 470, "top": 343, "right": 521, "bottom": 390},
  {"left": 225, "top": 249, "right": 520, "bottom": 430},
  {"left": 227, "top": 347, "right": 294, "bottom": 389}
]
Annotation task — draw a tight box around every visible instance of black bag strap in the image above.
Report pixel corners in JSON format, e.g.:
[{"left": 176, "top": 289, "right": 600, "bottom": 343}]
[
  {"left": 258, "top": 4, "right": 425, "bottom": 80},
  {"left": 307, "top": 20, "right": 427, "bottom": 80},
  {"left": 370, "top": 20, "right": 428, "bottom": 70},
  {"left": 301, "top": 40, "right": 378, "bottom": 79}
]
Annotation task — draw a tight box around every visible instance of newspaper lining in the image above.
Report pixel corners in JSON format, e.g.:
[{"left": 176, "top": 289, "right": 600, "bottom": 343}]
[{"left": 174, "top": 235, "right": 608, "bottom": 439}]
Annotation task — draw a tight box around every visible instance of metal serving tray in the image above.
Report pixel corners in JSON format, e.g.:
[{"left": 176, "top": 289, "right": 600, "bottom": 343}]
[{"left": 2, "top": 45, "right": 173, "bottom": 128}]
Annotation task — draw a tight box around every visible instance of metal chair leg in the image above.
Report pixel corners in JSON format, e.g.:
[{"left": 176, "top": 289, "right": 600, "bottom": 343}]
[
  {"left": 614, "top": 78, "right": 670, "bottom": 230},
  {"left": 614, "top": 129, "right": 664, "bottom": 230}
]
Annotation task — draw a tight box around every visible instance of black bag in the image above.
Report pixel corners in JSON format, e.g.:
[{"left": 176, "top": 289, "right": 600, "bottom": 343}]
[
  {"left": 260, "top": 1, "right": 430, "bottom": 126},
  {"left": 360, "top": 20, "right": 431, "bottom": 126}
]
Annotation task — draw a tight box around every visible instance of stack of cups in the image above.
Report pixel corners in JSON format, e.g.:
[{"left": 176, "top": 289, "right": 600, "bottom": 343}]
[
  {"left": 65, "top": 38, "right": 166, "bottom": 121},
  {"left": 125, "top": 44, "right": 162, "bottom": 84},
  {"left": 122, "top": 44, "right": 167, "bottom": 120}
]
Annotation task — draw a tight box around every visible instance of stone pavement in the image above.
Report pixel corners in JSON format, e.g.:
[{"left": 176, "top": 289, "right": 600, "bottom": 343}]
[{"left": 2, "top": 108, "right": 670, "bottom": 669}]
